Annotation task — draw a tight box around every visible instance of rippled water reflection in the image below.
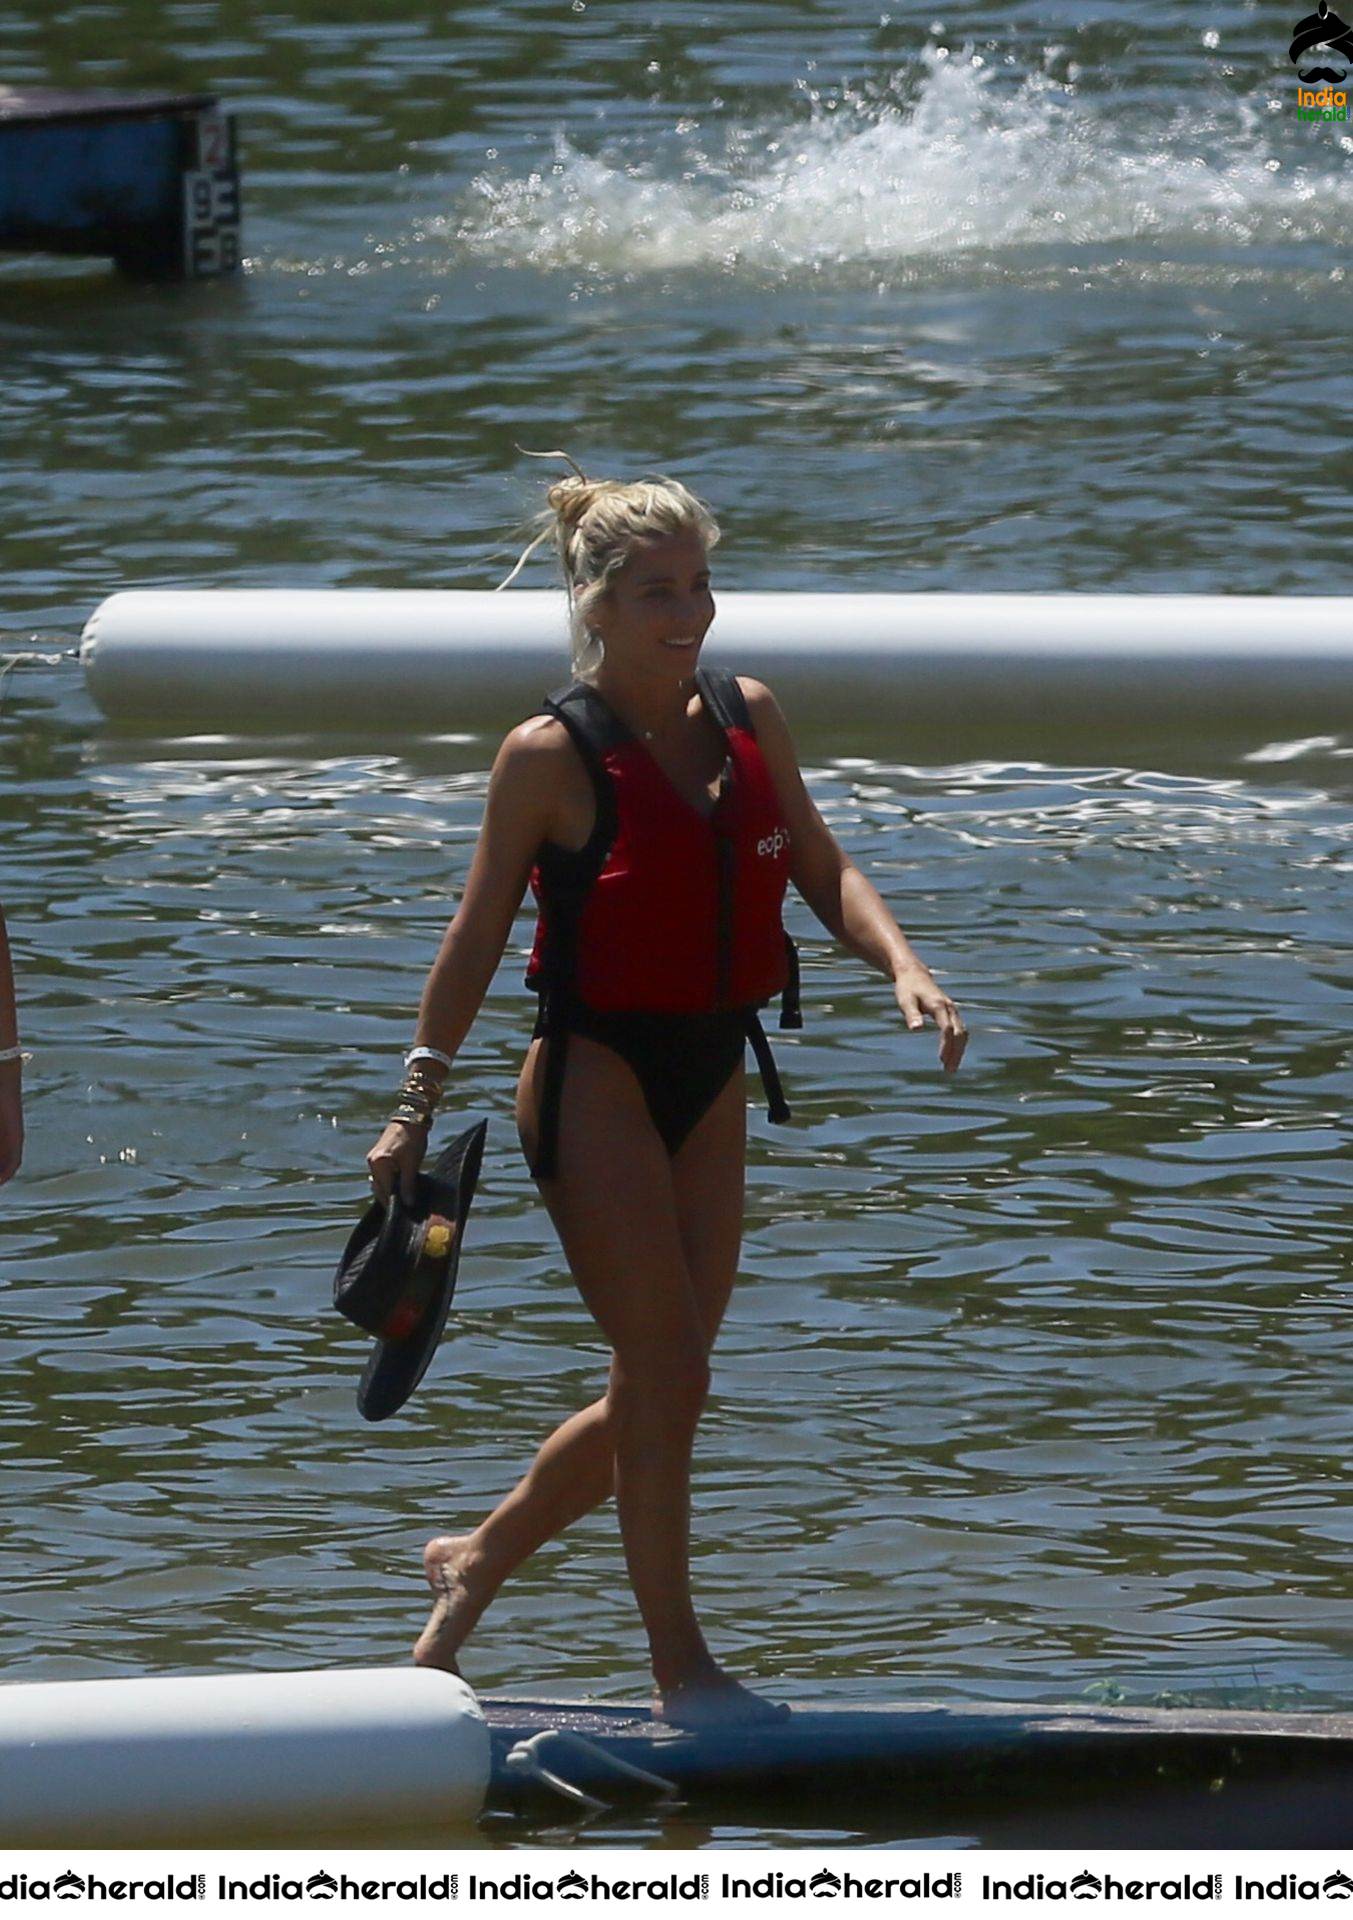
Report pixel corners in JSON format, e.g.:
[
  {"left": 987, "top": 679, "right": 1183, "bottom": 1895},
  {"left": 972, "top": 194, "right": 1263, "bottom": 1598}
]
[
  {"left": 2, "top": 0, "right": 1351, "bottom": 1847},
  {"left": 6, "top": 667, "right": 1350, "bottom": 1784}
]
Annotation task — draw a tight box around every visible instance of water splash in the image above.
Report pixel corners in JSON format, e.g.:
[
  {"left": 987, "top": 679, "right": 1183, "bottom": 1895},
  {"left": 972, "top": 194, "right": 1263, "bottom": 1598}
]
[{"left": 443, "top": 51, "right": 1349, "bottom": 279}]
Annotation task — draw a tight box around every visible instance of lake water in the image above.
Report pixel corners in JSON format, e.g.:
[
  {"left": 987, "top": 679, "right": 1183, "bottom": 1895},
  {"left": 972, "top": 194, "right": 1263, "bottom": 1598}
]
[{"left": 1, "top": 0, "right": 1351, "bottom": 1849}]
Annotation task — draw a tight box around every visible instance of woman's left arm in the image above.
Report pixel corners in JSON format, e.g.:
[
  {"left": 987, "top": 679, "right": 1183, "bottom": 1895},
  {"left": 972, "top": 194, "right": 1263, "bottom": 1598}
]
[{"left": 741, "top": 680, "right": 967, "bottom": 1075}]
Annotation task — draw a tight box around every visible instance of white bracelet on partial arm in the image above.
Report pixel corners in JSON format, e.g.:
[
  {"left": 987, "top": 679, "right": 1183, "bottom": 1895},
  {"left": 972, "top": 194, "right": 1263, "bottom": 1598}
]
[{"left": 404, "top": 1045, "right": 454, "bottom": 1073}]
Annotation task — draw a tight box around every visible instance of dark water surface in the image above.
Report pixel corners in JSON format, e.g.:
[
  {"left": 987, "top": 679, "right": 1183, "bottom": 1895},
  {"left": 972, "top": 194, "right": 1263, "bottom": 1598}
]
[{"left": 2, "top": 0, "right": 1351, "bottom": 1849}]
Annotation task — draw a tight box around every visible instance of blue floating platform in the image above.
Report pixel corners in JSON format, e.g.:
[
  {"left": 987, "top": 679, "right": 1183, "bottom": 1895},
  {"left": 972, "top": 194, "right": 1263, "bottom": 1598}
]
[
  {"left": 0, "top": 87, "right": 240, "bottom": 277},
  {"left": 482, "top": 1696, "right": 1353, "bottom": 1845}
]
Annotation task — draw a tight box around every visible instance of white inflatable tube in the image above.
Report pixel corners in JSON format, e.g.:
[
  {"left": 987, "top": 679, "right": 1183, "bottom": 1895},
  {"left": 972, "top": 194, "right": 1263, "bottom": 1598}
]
[
  {"left": 0, "top": 1666, "right": 490, "bottom": 1846},
  {"left": 79, "top": 590, "right": 1353, "bottom": 730}
]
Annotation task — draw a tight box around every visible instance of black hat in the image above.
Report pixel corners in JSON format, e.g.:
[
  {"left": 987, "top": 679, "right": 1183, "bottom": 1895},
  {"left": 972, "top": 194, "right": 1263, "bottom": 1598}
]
[{"left": 333, "top": 1119, "right": 487, "bottom": 1422}]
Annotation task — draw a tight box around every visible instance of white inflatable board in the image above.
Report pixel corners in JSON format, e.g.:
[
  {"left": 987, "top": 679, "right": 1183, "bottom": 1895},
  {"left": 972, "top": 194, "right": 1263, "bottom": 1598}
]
[
  {"left": 79, "top": 590, "right": 1352, "bottom": 730},
  {"left": 0, "top": 1665, "right": 490, "bottom": 1845}
]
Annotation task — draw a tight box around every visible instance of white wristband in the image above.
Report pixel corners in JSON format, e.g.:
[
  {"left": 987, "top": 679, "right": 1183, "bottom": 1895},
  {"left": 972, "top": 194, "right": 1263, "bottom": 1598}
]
[
  {"left": 0, "top": 1046, "right": 22, "bottom": 1065},
  {"left": 404, "top": 1045, "right": 453, "bottom": 1072}
]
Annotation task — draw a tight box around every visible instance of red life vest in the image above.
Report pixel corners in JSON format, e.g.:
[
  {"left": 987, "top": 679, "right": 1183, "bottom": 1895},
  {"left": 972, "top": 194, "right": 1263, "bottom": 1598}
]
[{"left": 525, "top": 667, "right": 795, "bottom": 1014}]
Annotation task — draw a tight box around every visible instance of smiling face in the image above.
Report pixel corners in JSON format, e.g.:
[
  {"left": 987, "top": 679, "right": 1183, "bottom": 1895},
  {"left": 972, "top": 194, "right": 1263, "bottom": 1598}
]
[{"left": 580, "top": 529, "right": 715, "bottom": 680}]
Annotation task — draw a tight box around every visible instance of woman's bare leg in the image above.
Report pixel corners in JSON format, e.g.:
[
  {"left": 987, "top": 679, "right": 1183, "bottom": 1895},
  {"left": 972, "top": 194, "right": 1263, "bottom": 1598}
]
[
  {"left": 524, "top": 1033, "right": 714, "bottom": 1686},
  {"left": 651, "top": 1053, "right": 787, "bottom": 1725},
  {"left": 413, "top": 1394, "right": 613, "bottom": 1670},
  {"left": 418, "top": 1038, "right": 783, "bottom": 1720},
  {"left": 417, "top": 1035, "right": 706, "bottom": 1675}
]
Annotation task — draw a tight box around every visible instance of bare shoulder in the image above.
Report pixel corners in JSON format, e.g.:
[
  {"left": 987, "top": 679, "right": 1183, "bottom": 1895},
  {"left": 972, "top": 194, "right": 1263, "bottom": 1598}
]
[
  {"left": 735, "top": 677, "right": 796, "bottom": 758},
  {"left": 495, "top": 714, "right": 575, "bottom": 783},
  {"left": 735, "top": 675, "right": 784, "bottom": 719},
  {"left": 505, "top": 711, "right": 571, "bottom": 751},
  {"left": 489, "top": 714, "right": 591, "bottom": 849}
]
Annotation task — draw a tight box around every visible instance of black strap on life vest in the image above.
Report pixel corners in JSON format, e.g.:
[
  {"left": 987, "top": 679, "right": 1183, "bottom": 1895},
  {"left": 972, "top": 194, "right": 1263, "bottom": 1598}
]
[
  {"left": 526, "top": 670, "right": 802, "bottom": 1179},
  {"left": 527, "top": 684, "right": 619, "bottom": 1181},
  {"left": 692, "top": 669, "right": 803, "bottom": 1114}
]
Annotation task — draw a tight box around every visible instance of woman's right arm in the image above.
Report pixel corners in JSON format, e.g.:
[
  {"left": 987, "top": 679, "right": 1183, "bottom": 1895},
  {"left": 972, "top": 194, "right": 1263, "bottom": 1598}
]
[{"left": 366, "top": 722, "right": 560, "bottom": 1202}]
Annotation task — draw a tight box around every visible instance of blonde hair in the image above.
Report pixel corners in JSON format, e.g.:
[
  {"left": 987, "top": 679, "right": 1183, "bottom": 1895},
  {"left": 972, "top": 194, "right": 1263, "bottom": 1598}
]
[{"left": 496, "top": 448, "right": 721, "bottom": 681}]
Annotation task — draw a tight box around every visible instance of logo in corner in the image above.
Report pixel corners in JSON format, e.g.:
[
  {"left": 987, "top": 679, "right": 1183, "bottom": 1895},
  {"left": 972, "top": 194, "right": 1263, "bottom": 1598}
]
[
  {"left": 1291, "top": 0, "right": 1353, "bottom": 78},
  {"left": 1291, "top": 1, "right": 1353, "bottom": 116}
]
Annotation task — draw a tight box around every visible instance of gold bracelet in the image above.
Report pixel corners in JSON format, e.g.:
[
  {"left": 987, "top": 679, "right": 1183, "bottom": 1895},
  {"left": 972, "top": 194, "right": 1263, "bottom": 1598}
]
[{"left": 387, "top": 1075, "right": 439, "bottom": 1131}]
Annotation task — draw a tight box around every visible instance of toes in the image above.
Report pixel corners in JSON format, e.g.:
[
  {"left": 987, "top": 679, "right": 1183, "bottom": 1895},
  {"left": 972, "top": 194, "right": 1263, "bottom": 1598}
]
[
  {"left": 655, "top": 1682, "right": 790, "bottom": 1730},
  {"left": 412, "top": 1624, "right": 462, "bottom": 1675}
]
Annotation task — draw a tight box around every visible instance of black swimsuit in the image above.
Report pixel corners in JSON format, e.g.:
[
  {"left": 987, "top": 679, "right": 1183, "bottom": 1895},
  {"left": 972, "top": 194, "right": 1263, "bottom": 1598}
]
[{"left": 532, "top": 1001, "right": 751, "bottom": 1162}]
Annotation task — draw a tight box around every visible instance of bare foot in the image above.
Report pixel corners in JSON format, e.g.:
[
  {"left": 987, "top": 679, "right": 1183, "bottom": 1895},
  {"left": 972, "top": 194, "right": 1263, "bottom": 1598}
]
[
  {"left": 653, "top": 1672, "right": 791, "bottom": 1731},
  {"left": 412, "top": 1534, "right": 488, "bottom": 1673}
]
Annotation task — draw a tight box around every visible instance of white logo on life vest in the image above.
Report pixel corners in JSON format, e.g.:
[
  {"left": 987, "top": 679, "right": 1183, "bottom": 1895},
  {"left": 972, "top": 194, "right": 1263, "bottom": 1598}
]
[{"left": 757, "top": 827, "right": 790, "bottom": 859}]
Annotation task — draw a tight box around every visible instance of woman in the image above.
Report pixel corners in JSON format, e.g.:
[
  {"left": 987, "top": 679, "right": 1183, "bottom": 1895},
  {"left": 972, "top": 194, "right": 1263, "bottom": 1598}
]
[{"left": 367, "top": 456, "right": 967, "bottom": 1727}]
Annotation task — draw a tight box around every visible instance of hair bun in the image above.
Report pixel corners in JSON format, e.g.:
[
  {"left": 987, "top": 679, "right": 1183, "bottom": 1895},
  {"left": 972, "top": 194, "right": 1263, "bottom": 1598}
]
[
  {"left": 545, "top": 474, "right": 600, "bottom": 525},
  {"left": 494, "top": 453, "right": 719, "bottom": 605},
  {"left": 514, "top": 448, "right": 603, "bottom": 531}
]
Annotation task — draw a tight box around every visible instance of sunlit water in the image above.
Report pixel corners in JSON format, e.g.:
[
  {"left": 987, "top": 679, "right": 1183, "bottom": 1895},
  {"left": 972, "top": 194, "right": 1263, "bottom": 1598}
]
[{"left": 1, "top": 0, "right": 1351, "bottom": 1849}]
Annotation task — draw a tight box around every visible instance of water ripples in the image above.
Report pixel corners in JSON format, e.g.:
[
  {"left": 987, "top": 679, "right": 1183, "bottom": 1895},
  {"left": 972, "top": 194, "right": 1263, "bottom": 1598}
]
[
  {"left": 3, "top": 0, "right": 1352, "bottom": 1842},
  {"left": 5, "top": 687, "right": 1349, "bottom": 1740}
]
